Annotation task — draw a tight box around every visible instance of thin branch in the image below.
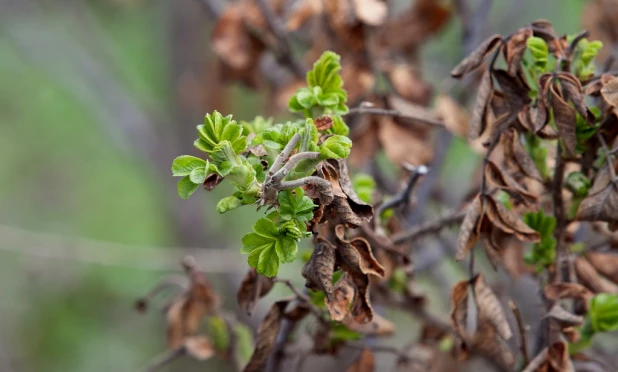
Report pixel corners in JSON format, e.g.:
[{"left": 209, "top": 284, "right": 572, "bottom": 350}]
[
  {"left": 271, "top": 152, "right": 320, "bottom": 183},
  {"left": 255, "top": 0, "right": 306, "bottom": 78},
  {"left": 390, "top": 208, "right": 468, "bottom": 245},
  {"left": 344, "top": 106, "right": 444, "bottom": 127},
  {"left": 278, "top": 176, "right": 331, "bottom": 191},
  {"left": 268, "top": 133, "right": 302, "bottom": 177},
  {"left": 378, "top": 164, "right": 429, "bottom": 216},
  {"left": 552, "top": 144, "right": 567, "bottom": 283},
  {"left": 566, "top": 29, "right": 590, "bottom": 55},
  {"left": 144, "top": 347, "right": 185, "bottom": 372},
  {"left": 274, "top": 278, "right": 325, "bottom": 317},
  {"left": 509, "top": 300, "right": 530, "bottom": 366}
]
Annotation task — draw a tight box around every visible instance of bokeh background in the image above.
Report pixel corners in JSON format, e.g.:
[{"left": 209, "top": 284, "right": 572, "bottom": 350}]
[{"left": 0, "top": 0, "right": 591, "bottom": 371}]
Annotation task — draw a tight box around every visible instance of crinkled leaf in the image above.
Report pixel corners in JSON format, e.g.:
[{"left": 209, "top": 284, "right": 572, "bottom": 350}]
[
  {"left": 172, "top": 155, "right": 208, "bottom": 177},
  {"left": 278, "top": 188, "right": 315, "bottom": 222},
  {"left": 189, "top": 166, "right": 207, "bottom": 184},
  {"left": 177, "top": 175, "right": 200, "bottom": 199},
  {"left": 320, "top": 135, "right": 352, "bottom": 159},
  {"left": 216, "top": 195, "right": 243, "bottom": 214},
  {"left": 451, "top": 34, "right": 502, "bottom": 78},
  {"left": 589, "top": 293, "right": 618, "bottom": 332},
  {"left": 243, "top": 300, "right": 289, "bottom": 372},
  {"left": 241, "top": 218, "right": 299, "bottom": 277},
  {"left": 195, "top": 111, "right": 247, "bottom": 154}
]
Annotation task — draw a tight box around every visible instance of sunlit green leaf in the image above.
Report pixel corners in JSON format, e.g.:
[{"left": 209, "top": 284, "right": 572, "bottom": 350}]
[
  {"left": 320, "top": 135, "right": 352, "bottom": 159},
  {"left": 177, "top": 176, "right": 199, "bottom": 199},
  {"left": 278, "top": 188, "right": 315, "bottom": 222},
  {"left": 172, "top": 155, "right": 207, "bottom": 177}
]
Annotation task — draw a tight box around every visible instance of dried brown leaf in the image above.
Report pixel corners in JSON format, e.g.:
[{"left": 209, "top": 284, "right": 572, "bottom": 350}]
[
  {"left": 546, "top": 304, "right": 584, "bottom": 327},
  {"left": 585, "top": 252, "right": 618, "bottom": 284},
  {"left": 485, "top": 195, "right": 540, "bottom": 243},
  {"left": 575, "top": 257, "right": 618, "bottom": 294},
  {"left": 243, "top": 300, "right": 289, "bottom": 372},
  {"left": 469, "top": 69, "right": 494, "bottom": 142},
  {"left": 544, "top": 282, "right": 594, "bottom": 302},
  {"left": 345, "top": 349, "right": 375, "bottom": 372},
  {"left": 435, "top": 94, "right": 470, "bottom": 137},
  {"left": 184, "top": 335, "right": 216, "bottom": 360},
  {"left": 204, "top": 173, "right": 224, "bottom": 191},
  {"left": 326, "top": 272, "right": 355, "bottom": 322},
  {"left": 576, "top": 185, "right": 618, "bottom": 225},
  {"left": 456, "top": 196, "right": 483, "bottom": 261},
  {"left": 344, "top": 312, "right": 395, "bottom": 336},
  {"left": 504, "top": 27, "right": 532, "bottom": 76},
  {"left": 451, "top": 34, "right": 502, "bottom": 78},
  {"left": 548, "top": 341, "right": 574, "bottom": 372},
  {"left": 237, "top": 268, "right": 275, "bottom": 316},
  {"left": 315, "top": 115, "right": 334, "bottom": 131},
  {"left": 549, "top": 82, "right": 577, "bottom": 156},
  {"left": 558, "top": 72, "right": 594, "bottom": 124},
  {"left": 473, "top": 273, "right": 512, "bottom": 340},
  {"left": 317, "top": 162, "right": 367, "bottom": 227},
  {"left": 492, "top": 69, "right": 531, "bottom": 113},
  {"left": 601, "top": 76, "right": 618, "bottom": 111},
  {"left": 485, "top": 160, "right": 538, "bottom": 207},
  {"left": 333, "top": 159, "right": 374, "bottom": 221},
  {"left": 501, "top": 128, "right": 543, "bottom": 181},
  {"left": 335, "top": 225, "right": 385, "bottom": 277},
  {"left": 302, "top": 237, "right": 336, "bottom": 304},
  {"left": 353, "top": 0, "right": 387, "bottom": 26},
  {"left": 377, "top": 116, "right": 433, "bottom": 168}
]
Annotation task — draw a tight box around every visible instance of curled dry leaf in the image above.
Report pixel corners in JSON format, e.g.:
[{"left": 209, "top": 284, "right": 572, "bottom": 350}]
[
  {"left": 501, "top": 128, "right": 543, "bottom": 181},
  {"left": 456, "top": 196, "right": 483, "bottom": 261},
  {"left": 353, "top": 0, "right": 388, "bottom": 26},
  {"left": 435, "top": 94, "right": 470, "bottom": 137},
  {"left": 549, "top": 82, "right": 577, "bottom": 156},
  {"left": 333, "top": 159, "right": 374, "bottom": 220},
  {"left": 575, "top": 257, "right": 618, "bottom": 294},
  {"left": 315, "top": 115, "right": 334, "bottom": 131},
  {"left": 544, "top": 282, "right": 594, "bottom": 303},
  {"left": 451, "top": 34, "right": 502, "bottom": 78},
  {"left": 503, "top": 27, "right": 532, "bottom": 76},
  {"left": 301, "top": 238, "right": 337, "bottom": 315},
  {"left": 558, "top": 72, "right": 594, "bottom": 124},
  {"left": 167, "top": 259, "right": 221, "bottom": 349},
  {"left": 243, "top": 300, "right": 289, "bottom": 372},
  {"left": 585, "top": 252, "right": 618, "bottom": 284},
  {"left": 326, "top": 272, "right": 355, "bottom": 322},
  {"left": 344, "top": 311, "right": 395, "bottom": 336},
  {"left": 237, "top": 268, "right": 275, "bottom": 316},
  {"left": 485, "top": 195, "right": 540, "bottom": 242},
  {"left": 576, "top": 184, "right": 618, "bottom": 226},
  {"left": 204, "top": 173, "right": 224, "bottom": 191},
  {"left": 546, "top": 304, "right": 584, "bottom": 327},
  {"left": 485, "top": 160, "right": 538, "bottom": 207},
  {"left": 316, "top": 162, "right": 369, "bottom": 228},
  {"left": 378, "top": 117, "right": 434, "bottom": 166},
  {"left": 450, "top": 274, "right": 515, "bottom": 369},
  {"left": 345, "top": 349, "right": 375, "bottom": 372},
  {"left": 492, "top": 69, "right": 531, "bottom": 114},
  {"left": 469, "top": 70, "right": 493, "bottom": 142},
  {"left": 601, "top": 76, "right": 618, "bottom": 116},
  {"left": 387, "top": 64, "right": 433, "bottom": 105},
  {"left": 184, "top": 335, "right": 216, "bottom": 360},
  {"left": 522, "top": 341, "right": 574, "bottom": 372}
]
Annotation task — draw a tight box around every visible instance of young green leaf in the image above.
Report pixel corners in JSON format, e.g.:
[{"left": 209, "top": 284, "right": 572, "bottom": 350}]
[
  {"left": 352, "top": 173, "right": 376, "bottom": 204},
  {"left": 278, "top": 188, "right": 315, "bottom": 222},
  {"left": 195, "top": 111, "right": 247, "bottom": 154},
  {"left": 207, "top": 316, "right": 231, "bottom": 352},
  {"left": 172, "top": 155, "right": 208, "bottom": 177},
  {"left": 177, "top": 176, "right": 200, "bottom": 199},
  {"left": 589, "top": 293, "right": 618, "bottom": 332},
  {"left": 320, "top": 135, "right": 352, "bottom": 159},
  {"left": 241, "top": 218, "right": 299, "bottom": 277},
  {"left": 189, "top": 166, "right": 207, "bottom": 184},
  {"left": 216, "top": 195, "right": 243, "bottom": 213}
]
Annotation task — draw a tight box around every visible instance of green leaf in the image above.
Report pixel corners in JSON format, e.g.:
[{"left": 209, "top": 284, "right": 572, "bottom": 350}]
[
  {"left": 296, "top": 88, "right": 316, "bottom": 108},
  {"left": 566, "top": 172, "right": 591, "bottom": 197},
  {"left": 189, "top": 166, "right": 207, "bottom": 184},
  {"left": 172, "top": 155, "right": 208, "bottom": 177},
  {"left": 258, "top": 245, "right": 280, "bottom": 277},
  {"left": 320, "top": 135, "right": 352, "bottom": 159},
  {"left": 177, "top": 176, "right": 199, "bottom": 199},
  {"left": 233, "top": 323, "right": 254, "bottom": 369},
  {"left": 352, "top": 173, "right": 376, "bottom": 204},
  {"left": 208, "top": 316, "right": 231, "bottom": 352},
  {"left": 330, "top": 323, "right": 363, "bottom": 343},
  {"left": 275, "top": 236, "right": 298, "bottom": 263},
  {"left": 527, "top": 36, "right": 549, "bottom": 69},
  {"left": 524, "top": 209, "right": 557, "bottom": 268},
  {"left": 253, "top": 217, "right": 280, "bottom": 238},
  {"left": 589, "top": 293, "right": 618, "bottom": 332},
  {"left": 278, "top": 188, "right": 315, "bottom": 222},
  {"left": 329, "top": 115, "right": 349, "bottom": 136},
  {"left": 216, "top": 195, "right": 243, "bottom": 214},
  {"left": 195, "top": 111, "right": 247, "bottom": 154}
]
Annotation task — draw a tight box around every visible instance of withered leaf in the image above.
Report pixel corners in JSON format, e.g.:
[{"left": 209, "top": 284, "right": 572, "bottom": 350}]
[
  {"left": 345, "top": 349, "right": 375, "bottom": 372},
  {"left": 377, "top": 116, "right": 434, "bottom": 167},
  {"left": 522, "top": 341, "right": 574, "bottom": 372},
  {"left": 317, "top": 162, "right": 364, "bottom": 227},
  {"left": 353, "top": 0, "right": 387, "bottom": 26},
  {"left": 589, "top": 164, "right": 612, "bottom": 196},
  {"left": 485, "top": 160, "right": 538, "bottom": 207},
  {"left": 450, "top": 275, "right": 515, "bottom": 369},
  {"left": 335, "top": 225, "right": 385, "bottom": 277},
  {"left": 237, "top": 268, "right": 275, "bottom": 316},
  {"left": 504, "top": 27, "right": 532, "bottom": 76},
  {"left": 315, "top": 115, "right": 334, "bottom": 131},
  {"left": 387, "top": 64, "right": 433, "bottom": 105},
  {"left": 344, "top": 312, "right": 395, "bottom": 336},
  {"left": 484, "top": 195, "right": 540, "bottom": 243},
  {"left": 332, "top": 159, "right": 374, "bottom": 221},
  {"left": 204, "top": 173, "right": 224, "bottom": 191},
  {"left": 451, "top": 34, "right": 502, "bottom": 78},
  {"left": 184, "top": 335, "right": 216, "bottom": 360},
  {"left": 243, "top": 300, "right": 289, "bottom": 372},
  {"left": 435, "top": 94, "right": 470, "bottom": 137},
  {"left": 301, "top": 238, "right": 336, "bottom": 314},
  {"left": 456, "top": 196, "right": 483, "bottom": 261},
  {"left": 549, "top": 82, "right": 577, "bottom": 156},
  {"left": 585, "top": 252, "right": 618, "bottom": 284},
  {"left": 546, "top": 304, "right": 584, "bottom": 327},
  {"left": 326, "top": 272, "right": 355, "bottom": 322},
  {"left": 531, "top": 19, "right": 557, "bottom": 46},
  {"left": 544, "top": 282, "right": 594, "bottom": 303},
  {"left": 558, "top": 72, "right": 594, "bottom": 124},
  {"left": 601, "top": 76, "right": 618, "bottom": 111},
  {"left": 575, "top": 257, "right": 618, "bottom": 294},
  {"left": 469, "top": 69, "right": 493, "bottom": 142},
  {"left": 576, "top": 184, "right": 618, "bottom": 225},
  {"left": 492, "top": 69, "right": 531, "bottom": 113},
  {"left": 501, "top": 128, "right": 543, "bottom": 181}
]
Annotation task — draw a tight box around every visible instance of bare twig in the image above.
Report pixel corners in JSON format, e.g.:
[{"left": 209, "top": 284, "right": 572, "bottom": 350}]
[
  {"left": 377, "top": 164, "right": 429, "bottom": 216},
  {"left": 268, "top": 134, "right": 302, "bottom": 177},
  {"left": 255, "top": 0, "right": 306, "bottom": 78},
  {"left": 509, "top": 300, "right": 530, "bottom": 366},
  {"left": 274, "top": 278, "right": 325, "bottom": 317},
  {"left": 278, "top": 176, "right": 331, "bottom": 191},
  {"left": 144, "top": 347, "right": 185, "bottom": 372},
  {"left": 390, "top": 208, "right": 468, "bottom": 245},
  {"left": 271, "top": 152, "right": 320, "bottom": 183},
  {"left": 345, "top": 106, "right": 444, "bottom": 127}
]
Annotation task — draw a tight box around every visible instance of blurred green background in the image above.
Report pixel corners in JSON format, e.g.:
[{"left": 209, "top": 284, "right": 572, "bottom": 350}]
[{"left": 0, "top": 0, "right": 586, "bottom": 371}]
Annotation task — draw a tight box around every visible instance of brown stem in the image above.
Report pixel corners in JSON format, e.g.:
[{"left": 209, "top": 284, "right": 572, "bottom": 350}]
[
  {"left": 552, "top": 144, "right": 567, "bottom": 283},
  {"left": 377, "top": 164, "right": 429, "bottom": 216},
  {"left": 345, "top": 106, "right": 444, "bottom": 127},
  {"left": 274, "top": 278, "right": 325, "bottom": 317},
  {"left": 509, "top": 300, "right": 530, "bottom": 366}
]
